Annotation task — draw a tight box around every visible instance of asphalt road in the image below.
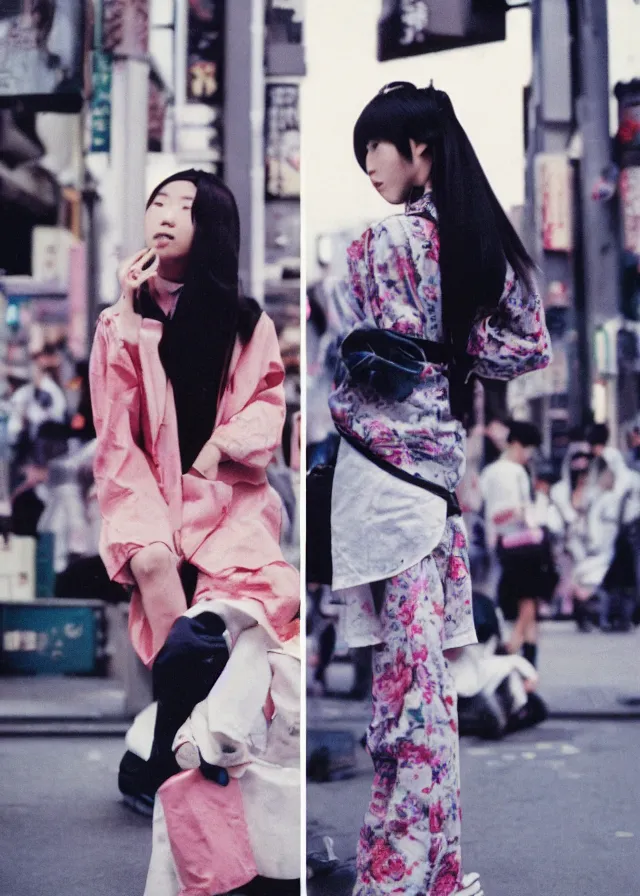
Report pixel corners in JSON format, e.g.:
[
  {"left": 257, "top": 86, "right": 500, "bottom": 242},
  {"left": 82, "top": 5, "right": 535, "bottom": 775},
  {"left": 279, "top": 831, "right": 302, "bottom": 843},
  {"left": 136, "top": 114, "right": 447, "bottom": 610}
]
[
  {"left": 307, "top": 719, "right": 640, "bottom": 896},
  {"left": 0, "top": 737, "right": 150, "bottom": 896},
  {"left": 1, "top": 721, "right": 638, "bottom": 896}
]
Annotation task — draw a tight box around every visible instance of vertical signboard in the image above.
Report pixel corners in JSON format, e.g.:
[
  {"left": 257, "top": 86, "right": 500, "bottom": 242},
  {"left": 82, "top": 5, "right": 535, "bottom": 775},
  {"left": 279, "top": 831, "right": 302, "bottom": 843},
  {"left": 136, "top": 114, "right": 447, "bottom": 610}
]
[
  {"left": 185, "top": 0, "right": 225, "bottom": 174},
  {"left": 90, "top": 51, "right": 112, "bottom": 152},
  {"left": 265, "top": 83, "right": 300, "bottom": 200},
  {"left": 534, "top": 153, "right": 573, "bottom": 253},
  {"left": 620, "top": 167, "right": 640, "bottom": 257}
]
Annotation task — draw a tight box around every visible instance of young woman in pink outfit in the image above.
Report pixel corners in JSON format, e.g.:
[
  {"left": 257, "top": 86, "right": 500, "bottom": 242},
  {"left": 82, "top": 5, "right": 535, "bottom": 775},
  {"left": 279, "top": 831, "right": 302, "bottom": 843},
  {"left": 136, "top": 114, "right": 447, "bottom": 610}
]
[{"left": 89, "top": 170, "right": 300, "bottom": 894}]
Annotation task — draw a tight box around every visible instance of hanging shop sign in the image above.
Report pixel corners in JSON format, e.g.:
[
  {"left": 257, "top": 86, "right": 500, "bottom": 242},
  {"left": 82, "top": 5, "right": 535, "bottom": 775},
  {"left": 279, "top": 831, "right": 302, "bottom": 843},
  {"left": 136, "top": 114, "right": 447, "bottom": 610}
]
[
  {"left": 377, "top": 0, "right": 506, "bottom": 61},
  {"left": 265, "top": 82, "right": 300, "bottom": 200},
  {"left": 0, "top": 0, "right": 87, "bottom": 113},
  {"left": 534, "top": 153, "right": 573, "bottom": 253}
]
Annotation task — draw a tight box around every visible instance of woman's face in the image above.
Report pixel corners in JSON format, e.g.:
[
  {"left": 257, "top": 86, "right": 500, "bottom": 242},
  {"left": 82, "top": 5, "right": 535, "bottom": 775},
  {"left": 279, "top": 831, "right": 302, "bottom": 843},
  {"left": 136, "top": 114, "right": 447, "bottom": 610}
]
[
  {"left": 365, "top": 139, "right": 431, "bottom": 205},
  {"left": 144, "top": 180, "right": 197, "bottom": 269}
]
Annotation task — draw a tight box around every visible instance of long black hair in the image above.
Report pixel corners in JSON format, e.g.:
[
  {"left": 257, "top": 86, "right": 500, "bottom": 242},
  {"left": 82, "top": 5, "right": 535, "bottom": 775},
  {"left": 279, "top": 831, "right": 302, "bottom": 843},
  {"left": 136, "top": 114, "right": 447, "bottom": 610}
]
[
  {"left": 141, "top": 169, "right": 261, "bottom": 473},
  {"left": 353, "top": 82, "right": 535, "bottom": 421}
]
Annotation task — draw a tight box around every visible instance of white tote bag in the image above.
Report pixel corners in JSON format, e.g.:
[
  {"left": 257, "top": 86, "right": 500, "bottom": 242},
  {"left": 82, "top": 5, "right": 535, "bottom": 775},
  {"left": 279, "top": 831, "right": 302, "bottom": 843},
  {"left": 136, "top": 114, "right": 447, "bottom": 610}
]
[{"left": 0, "top": 535, "right": 36, "bottom": 602}]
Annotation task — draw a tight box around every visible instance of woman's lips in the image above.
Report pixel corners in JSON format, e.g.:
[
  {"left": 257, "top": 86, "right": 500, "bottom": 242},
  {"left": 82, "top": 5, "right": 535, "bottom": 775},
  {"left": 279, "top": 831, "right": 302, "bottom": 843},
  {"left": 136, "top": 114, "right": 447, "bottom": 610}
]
[{"left": 154, "top": 233, "right": 174, "bottom": 247}]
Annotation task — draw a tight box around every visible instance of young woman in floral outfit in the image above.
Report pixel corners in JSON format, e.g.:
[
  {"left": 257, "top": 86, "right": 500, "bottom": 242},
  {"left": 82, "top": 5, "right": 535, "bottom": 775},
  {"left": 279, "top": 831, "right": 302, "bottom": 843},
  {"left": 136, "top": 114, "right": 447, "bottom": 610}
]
[{"left": 328, "top": 83, "right": 551, "bottom": 896}]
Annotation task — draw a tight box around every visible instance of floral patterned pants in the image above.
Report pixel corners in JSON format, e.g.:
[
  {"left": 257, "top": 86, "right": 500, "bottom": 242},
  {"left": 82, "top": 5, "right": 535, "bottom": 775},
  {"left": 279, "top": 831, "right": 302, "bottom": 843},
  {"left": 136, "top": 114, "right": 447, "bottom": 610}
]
[{"left": 354, "top": 517, "right": 474, "bottom": 896}]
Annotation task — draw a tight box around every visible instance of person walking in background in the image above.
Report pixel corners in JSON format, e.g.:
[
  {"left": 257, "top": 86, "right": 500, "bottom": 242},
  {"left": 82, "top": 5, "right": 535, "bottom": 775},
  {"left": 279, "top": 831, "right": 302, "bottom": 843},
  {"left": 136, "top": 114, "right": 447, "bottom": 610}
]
[
  {"left": 329, "top": 82, "right": 551, "bottom": 896},
  {"left": 550, "top": 441, "right": 597, "bottom": 630},
  {"left": 8, "top": 346, "right": 67, "bottom": 466},
  {"left": 479, "top": 421, "right": 555, "bottom": 668}
]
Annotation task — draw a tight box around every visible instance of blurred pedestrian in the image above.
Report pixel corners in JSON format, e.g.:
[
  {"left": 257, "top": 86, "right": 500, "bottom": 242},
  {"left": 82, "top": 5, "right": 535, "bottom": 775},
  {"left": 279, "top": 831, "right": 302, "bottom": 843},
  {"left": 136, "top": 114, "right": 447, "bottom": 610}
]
[
  {"left": 573, "top": 448, "right": 640, "bottom": 631},
  {"left": 89, "top": 169, "right": 300, "bottom": 895},
  {"left": 480, "top": 421, "right": 556, "bottom": 668},
  {"left": 328, "top": 82, "right": 551, "bottom": 896},
  {"left": 550, "top": 442, "right": 596, "bottom": 630},
  {"left": 7, "top": 347, "right": 67, "bottom": 465}
]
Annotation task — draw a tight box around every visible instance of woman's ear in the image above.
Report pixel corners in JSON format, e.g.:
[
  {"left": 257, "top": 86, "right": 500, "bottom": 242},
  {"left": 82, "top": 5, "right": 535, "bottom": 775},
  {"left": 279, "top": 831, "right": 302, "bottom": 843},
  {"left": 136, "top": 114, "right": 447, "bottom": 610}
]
[{"left": 409, "top": 139, "right": 429, "bottom": 159}]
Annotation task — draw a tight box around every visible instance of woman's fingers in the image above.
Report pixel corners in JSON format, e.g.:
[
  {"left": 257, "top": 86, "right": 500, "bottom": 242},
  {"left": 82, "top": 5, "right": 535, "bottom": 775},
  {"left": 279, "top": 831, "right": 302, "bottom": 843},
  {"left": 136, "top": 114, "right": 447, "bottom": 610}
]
[{"left": 119, "top": 248, "right": 159, "bottom": 292}]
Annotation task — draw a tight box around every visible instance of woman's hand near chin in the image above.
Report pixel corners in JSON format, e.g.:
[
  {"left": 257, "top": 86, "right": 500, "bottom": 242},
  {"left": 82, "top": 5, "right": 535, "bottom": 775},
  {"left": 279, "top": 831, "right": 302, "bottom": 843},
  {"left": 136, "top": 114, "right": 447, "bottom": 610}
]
[{"left": 115, "top": 248, "right": 159, "bottom": 344}]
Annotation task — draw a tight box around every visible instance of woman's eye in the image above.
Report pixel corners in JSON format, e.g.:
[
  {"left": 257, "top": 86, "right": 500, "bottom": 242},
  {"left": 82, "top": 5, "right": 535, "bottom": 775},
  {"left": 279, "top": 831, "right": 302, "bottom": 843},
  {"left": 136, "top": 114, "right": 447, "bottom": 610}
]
[{"left": 367, "top": 141, "right": 378, "bottom": 152}]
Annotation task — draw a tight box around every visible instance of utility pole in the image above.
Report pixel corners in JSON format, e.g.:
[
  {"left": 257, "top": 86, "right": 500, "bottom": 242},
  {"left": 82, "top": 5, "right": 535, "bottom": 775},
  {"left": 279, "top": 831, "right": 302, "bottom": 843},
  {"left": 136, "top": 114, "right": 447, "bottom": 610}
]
[
  {"left": 224, "top": 0, "right": 266, "bottom": 304},
  {"left": 526, "top": 0, "right": 576, "bottom": 463},
  {"left": 573, "top": 0, "right": 620, "bottom": 439},
  {"left": 527, "top": 0, "right": 620, "bottom": 458}
]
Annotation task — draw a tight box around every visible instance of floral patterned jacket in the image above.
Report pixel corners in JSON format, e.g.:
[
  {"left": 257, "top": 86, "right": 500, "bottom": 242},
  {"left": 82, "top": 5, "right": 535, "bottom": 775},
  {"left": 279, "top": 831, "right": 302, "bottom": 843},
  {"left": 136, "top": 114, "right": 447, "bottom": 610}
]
[{"left": 329, "top": 191, "right": 551, "bottom": 492}]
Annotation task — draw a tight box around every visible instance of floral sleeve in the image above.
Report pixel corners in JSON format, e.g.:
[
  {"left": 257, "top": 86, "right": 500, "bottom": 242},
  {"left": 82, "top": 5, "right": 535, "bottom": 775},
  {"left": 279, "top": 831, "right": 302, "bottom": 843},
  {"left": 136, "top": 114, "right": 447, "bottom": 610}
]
[
  {"left": 331, "top": 232, "right": 378, "bottom": 338},
  {"left": 467, "top": 267, "right": 552, "bottom": 381}
]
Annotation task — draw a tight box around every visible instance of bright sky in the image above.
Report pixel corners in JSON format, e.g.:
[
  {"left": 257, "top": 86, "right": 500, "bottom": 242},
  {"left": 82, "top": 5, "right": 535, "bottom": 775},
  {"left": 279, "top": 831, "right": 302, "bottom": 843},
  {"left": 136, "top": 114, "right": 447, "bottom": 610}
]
[{"left": 302, "top": 0, "right": 640, "bottom": 280}]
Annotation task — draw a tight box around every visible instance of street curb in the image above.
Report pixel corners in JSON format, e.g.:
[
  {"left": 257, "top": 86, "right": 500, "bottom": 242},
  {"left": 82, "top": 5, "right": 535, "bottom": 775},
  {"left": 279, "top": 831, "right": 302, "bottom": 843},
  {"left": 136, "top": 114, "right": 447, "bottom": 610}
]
[
  {"left": 0, "top": 718, "right": 130, "bottom": 737},
  {"left": 546, "top": 710, "right": 640, "bottom": 721}
]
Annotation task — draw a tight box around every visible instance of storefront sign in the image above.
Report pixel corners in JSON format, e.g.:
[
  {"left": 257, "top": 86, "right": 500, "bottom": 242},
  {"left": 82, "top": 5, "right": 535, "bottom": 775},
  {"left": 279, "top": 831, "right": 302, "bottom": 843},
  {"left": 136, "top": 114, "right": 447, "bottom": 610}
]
[
  {"left": 534, "top": 153, "right": 573, "bottom": 253},
  {"left": 265, "top": 83, "right": 300, "bottom": 200},
  {"left": 0, "top": 0, "right": 87, "bottom": 112}
]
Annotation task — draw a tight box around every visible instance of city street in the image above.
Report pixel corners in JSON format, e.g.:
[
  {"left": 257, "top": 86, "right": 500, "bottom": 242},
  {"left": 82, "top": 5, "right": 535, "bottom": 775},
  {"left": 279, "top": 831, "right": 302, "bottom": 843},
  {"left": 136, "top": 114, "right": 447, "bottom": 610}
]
[{"left": 308, "top": 718, "right": 640, "bottom": 896}]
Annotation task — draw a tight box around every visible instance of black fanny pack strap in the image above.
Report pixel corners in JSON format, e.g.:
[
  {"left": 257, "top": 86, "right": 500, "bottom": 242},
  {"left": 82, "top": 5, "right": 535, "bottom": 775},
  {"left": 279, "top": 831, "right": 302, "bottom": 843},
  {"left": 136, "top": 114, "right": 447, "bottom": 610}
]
[
  {"left": 337, "top": 427, "right": 461, "bottom": 517},
  {"left": 402, "top": 333, "right": 453, "bottom": 366}
]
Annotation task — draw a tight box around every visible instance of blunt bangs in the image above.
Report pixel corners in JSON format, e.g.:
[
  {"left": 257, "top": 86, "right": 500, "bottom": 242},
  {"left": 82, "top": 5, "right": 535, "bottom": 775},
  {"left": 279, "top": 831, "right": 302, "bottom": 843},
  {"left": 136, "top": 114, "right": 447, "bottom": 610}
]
[
  {"left": 353, "top": 94, "right": 413, "bottom": 172},
  {"left": 353, "top": 88, "right": 441, "bottom": 172}
]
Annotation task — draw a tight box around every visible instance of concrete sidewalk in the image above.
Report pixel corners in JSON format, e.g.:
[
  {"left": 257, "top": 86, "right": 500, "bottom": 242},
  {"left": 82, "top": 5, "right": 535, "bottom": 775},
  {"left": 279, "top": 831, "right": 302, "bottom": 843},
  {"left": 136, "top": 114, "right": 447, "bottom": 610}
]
[
  {"left": 308, "top": 620, "right": 640, "bottom": 725},
  {"left": 0, "top": 620, "right": 638, "bottom": 730}
]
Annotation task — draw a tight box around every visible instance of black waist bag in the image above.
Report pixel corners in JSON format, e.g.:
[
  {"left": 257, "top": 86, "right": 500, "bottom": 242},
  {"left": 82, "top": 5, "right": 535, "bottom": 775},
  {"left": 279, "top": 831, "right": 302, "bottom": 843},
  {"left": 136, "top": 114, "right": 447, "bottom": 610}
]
[{"left": 305, "top": 328, "right": 460, "bottom": 586}]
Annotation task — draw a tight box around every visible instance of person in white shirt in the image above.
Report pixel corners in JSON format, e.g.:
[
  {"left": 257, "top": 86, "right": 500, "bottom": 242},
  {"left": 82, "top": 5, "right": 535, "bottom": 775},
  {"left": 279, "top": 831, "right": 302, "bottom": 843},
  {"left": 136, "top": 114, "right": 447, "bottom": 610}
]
[
  {"left": 479, "top": 421, "right": 550, "bottom": 668},
  {"left": 8, "top": 350, "right": 67, "bottom": 451}
]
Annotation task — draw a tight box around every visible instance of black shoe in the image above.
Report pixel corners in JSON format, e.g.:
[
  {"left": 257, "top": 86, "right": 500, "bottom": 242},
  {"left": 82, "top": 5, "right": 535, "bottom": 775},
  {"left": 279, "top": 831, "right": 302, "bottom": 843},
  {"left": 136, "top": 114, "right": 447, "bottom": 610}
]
[
  {"left": 118, "top": 750, "right": 155, "bottom": 817},
  {"left": 573, "top": 600, "right": 592, "bottom": 632}
]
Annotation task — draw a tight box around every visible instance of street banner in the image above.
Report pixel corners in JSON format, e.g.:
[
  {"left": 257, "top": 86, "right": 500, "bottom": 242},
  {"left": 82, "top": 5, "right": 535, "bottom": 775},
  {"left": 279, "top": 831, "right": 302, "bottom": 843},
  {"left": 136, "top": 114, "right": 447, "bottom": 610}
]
[
  {"left": 265, "top": 83, "right": 300, "bottom": 200},
  {"left": 0, "top": 0, "right": 87, "bottom": 112},
  {"left": 534, "top": 153, "right": 573, "bottom": 253}
]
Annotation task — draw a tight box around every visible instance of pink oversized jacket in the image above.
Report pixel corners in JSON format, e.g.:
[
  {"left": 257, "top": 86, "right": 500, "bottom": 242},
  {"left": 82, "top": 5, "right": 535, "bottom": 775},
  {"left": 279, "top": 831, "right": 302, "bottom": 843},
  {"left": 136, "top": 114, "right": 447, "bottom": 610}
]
[{"left": 89, "top": 305, "right": 299, "bottom": 664}]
